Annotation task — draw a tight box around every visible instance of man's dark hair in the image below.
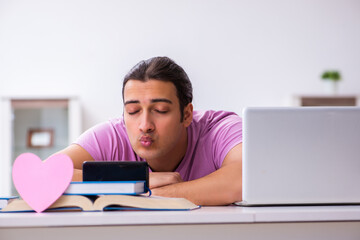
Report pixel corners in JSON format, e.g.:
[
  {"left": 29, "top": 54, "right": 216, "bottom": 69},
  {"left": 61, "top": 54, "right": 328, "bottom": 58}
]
[{"left": 123, "top": 56, "right": 193, "bottom": 121}]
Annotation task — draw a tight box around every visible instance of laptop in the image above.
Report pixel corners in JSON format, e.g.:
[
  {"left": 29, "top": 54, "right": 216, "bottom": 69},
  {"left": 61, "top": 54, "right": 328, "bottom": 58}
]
[{"left": 236, "top": 107, "right": 360, "bottom": 206}]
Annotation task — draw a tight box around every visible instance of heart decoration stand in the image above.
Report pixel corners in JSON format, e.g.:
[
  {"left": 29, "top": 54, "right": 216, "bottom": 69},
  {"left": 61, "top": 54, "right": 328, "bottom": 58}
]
[{"left": 12, "top": 153, "right": 73, "bottom": 213}]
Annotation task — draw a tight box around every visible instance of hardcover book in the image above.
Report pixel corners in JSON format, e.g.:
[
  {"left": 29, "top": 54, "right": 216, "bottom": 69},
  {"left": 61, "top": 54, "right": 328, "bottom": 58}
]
[{"left": 64, "top": 181, "right": 146, "bottom": 195}]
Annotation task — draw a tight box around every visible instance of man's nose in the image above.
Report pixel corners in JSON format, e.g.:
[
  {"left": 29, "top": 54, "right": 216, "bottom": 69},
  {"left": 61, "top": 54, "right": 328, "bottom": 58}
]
[{"left": 139, "top": 112, "right": 155, "bottom": 133}]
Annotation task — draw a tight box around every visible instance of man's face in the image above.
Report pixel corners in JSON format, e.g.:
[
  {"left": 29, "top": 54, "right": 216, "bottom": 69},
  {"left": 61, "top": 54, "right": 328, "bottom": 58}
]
[{"left": 123, "top": 79, "right": 192, "bottom": 162}]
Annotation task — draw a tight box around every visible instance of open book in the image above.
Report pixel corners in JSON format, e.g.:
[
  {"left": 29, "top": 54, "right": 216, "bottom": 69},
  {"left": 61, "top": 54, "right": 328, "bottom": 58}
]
[
  {"left": 0, "top": 196, "right": 18, "bottom": 209},
  {"left": 0, "top": 195, "right": 200, "bottom": 212}
]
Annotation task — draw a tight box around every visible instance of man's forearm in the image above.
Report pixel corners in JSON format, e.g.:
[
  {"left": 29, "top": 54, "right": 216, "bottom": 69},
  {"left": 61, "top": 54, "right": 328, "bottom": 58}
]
[
  {"left": 72, "top": 169, "right": 83, "bottom": 182},
  {"left": 151, "top": 162, "right": 242, "bottom": 206}
]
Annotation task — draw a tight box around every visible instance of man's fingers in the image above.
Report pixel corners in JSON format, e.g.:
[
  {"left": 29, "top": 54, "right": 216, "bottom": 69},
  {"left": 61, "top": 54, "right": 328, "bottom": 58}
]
[{"left": 149, "top": 172, "right": 183, "bottom": 189}]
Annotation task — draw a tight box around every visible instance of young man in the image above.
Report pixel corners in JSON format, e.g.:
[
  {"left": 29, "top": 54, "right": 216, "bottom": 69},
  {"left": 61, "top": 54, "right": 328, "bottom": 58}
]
[{"left": 58, "top": 57, "right": 243, "bottom": 206}]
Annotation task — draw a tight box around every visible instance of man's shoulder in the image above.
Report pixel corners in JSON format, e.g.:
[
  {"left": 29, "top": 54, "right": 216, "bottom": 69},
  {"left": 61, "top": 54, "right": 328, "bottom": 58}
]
[
  {"left": 192, "top": 110, "right": 241, "bottom": 125},
  {"left": 108, "top": 117, "right": 125, "bottom": 127},
  {"left": 190, "top": 110, "right": 242, "bottom": 137},
  {"left": 87, "top": 117, "right": 126, "bottom": 135}
]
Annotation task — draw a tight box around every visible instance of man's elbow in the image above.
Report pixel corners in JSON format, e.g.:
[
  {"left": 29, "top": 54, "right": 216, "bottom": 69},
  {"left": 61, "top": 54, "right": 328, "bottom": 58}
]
[
  {"left": 217, "top": 181, "right": 242, "bottom": 205},
  {"left": 228, "top": 182, "right": 242, "bottom": 204}
]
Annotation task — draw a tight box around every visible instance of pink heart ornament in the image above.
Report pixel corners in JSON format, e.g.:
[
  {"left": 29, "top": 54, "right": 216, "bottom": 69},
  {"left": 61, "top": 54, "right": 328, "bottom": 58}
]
[{"left": 12, "top": 153, "right": 73, "bottom": 213}]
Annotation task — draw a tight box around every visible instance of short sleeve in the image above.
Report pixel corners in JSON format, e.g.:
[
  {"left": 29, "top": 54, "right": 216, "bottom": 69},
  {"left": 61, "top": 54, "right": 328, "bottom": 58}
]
[
  {"left": 74, "top": 119, "right": 129, "bottom": 161},
  {"left": 210, "top": 113, "right": 242, "bottom": 168}
]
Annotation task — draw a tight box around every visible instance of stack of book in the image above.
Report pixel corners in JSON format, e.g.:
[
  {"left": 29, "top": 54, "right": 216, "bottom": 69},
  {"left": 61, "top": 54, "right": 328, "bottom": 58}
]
[{"left": 0, "top": 181, "right": 200, "bottom": 212}]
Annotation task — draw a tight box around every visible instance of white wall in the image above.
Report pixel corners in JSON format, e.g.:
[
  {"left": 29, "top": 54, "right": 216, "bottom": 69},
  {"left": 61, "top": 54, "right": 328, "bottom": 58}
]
[{"left": 1, "top": 0, "right": 359, "bottom": 131}]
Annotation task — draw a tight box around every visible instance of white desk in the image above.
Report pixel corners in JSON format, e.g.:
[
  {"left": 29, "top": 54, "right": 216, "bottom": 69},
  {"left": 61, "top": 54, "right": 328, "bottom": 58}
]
[{"left": 1, "top": 205, "right": 360, "bottom": 240}]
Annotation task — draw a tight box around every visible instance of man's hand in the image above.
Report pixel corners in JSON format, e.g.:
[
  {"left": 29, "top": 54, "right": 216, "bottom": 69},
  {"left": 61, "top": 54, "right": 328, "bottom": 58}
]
[
  {"left": 72, "top": 169, "right": 83, "bottom": 182},
  {"left": 150, "top": 143, "right": 242, "bottom": 206},
  {"left": 149, "top": 172, "right": 183, "bottom": 189}
]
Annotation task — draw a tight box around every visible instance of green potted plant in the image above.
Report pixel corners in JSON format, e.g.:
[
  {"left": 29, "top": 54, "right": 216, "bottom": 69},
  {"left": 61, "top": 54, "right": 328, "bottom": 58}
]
[{"left": 321, "top": 70, "right": 342, "bottom": 95}]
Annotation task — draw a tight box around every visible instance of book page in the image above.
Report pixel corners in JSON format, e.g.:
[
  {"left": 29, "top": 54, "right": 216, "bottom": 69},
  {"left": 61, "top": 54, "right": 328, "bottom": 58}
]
[
  {"left": 1, "top": 195, "right": 95, "bottom": 212},
  {"left": 94, "top": 195, "right": 200, "bottom": 210},
  {"left": 0, "top": 199, "right": 33, "bottom": 212},
  {"left": 50, "top": 195, "right": 95, "bottom": 211}
]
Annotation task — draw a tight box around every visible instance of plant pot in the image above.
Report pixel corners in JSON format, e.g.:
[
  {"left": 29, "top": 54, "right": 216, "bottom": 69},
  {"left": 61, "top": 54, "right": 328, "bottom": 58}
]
[{"left": 323, "top": 80, "right": 339, "bottom": 95}]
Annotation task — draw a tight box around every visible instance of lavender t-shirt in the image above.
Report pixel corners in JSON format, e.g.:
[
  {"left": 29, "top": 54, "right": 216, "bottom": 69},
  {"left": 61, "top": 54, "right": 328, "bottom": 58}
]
[{"left": 75, "top": 110, "right": 242, "bottom": 181}]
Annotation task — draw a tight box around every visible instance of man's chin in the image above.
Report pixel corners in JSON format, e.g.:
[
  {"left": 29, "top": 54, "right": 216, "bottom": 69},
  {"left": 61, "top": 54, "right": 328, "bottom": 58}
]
[{"left": 135, "top": 149, "right": 160, "bottom": 161}]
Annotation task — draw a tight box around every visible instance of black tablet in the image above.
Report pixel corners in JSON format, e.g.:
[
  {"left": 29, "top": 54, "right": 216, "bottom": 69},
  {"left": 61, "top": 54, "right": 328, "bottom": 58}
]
[{"left": 82, "top": 161, "right": 149, "bottom": 189}]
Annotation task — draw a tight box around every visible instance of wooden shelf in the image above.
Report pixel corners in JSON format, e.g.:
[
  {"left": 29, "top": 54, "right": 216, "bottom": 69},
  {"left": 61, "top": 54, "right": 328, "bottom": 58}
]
[{"left": 294, "top": 95, "right": 358, "bottom": 106}]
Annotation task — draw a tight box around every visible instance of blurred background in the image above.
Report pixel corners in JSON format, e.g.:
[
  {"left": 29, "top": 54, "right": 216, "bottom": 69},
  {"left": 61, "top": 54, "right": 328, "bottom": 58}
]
[{"left": 0, "top": 0, "right": 359, "bottom": 194}]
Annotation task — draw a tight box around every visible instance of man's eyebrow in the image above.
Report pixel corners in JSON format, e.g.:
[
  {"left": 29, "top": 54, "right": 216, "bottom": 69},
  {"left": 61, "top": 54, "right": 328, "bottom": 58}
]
[
  {"left": 124, "top": 100, "right": 140, "bottom": 105},
  {"left": 151, "top": 98, "right": 173, "bottom": 104},
  {"left": 124, "top": 98, "right": 173, "bottom": 105}
]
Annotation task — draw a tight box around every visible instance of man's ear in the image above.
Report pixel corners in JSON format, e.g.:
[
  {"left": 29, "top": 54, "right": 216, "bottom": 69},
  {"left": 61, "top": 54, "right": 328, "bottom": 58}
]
[{"left": 183, "top": 103, "right": 193, "bottom": 127}]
